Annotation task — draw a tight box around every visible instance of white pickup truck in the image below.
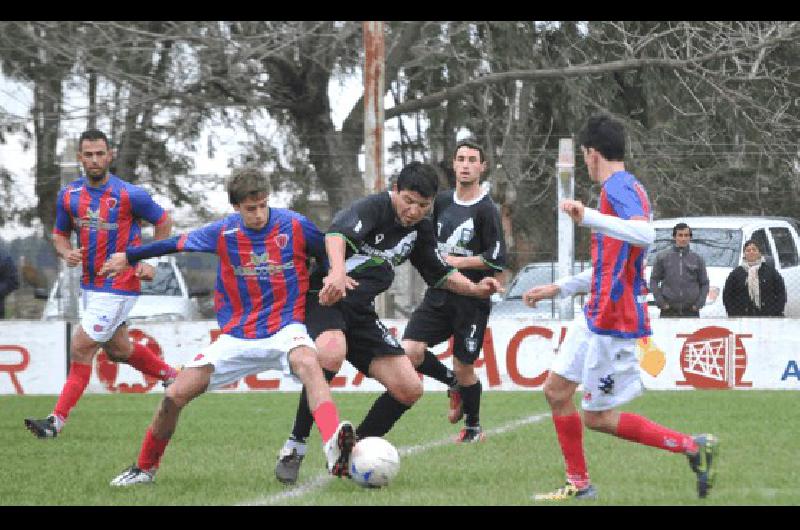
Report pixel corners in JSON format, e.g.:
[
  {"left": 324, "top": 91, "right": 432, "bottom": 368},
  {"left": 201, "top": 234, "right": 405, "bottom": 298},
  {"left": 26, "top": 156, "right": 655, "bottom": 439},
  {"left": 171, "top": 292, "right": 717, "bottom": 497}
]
[{"left": 645, "top": 216, "right": 800, "bottom": 317}]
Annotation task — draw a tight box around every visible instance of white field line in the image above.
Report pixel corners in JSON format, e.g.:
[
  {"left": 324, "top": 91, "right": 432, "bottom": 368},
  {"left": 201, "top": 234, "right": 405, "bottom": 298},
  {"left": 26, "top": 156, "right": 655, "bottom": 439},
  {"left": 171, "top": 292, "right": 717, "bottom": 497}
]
[{"left": 237, "top": 412, "right": 551, "bottom": 506}]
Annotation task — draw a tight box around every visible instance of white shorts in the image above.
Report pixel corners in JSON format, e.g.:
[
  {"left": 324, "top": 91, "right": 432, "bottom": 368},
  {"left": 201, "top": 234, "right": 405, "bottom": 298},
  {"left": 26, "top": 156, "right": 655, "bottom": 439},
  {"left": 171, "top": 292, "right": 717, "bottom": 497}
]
[
  {"left": 79, "top": 290, "right": 137, "bottom": 343},
  {"left": 551, "top": 312, "right": 644, "bottom": 412},
  {"left": 185, "top": 323, "right": 316, "bottom": 390}
]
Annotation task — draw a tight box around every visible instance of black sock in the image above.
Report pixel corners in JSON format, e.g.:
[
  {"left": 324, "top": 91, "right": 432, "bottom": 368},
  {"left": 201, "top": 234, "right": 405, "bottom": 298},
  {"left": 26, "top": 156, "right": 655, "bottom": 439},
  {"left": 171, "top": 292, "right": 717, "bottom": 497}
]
[
  {"left": 356, "top": 392, "right": 411, "bottom": 439},
  {"left": 291, "top": 369, "right": 337, "bottom": 441},
  {"left": 461, "top": 381, "right": 482, "bottom": 428},
  {"left": 417, "top": 350, "right": 456, "bottom": 387}
]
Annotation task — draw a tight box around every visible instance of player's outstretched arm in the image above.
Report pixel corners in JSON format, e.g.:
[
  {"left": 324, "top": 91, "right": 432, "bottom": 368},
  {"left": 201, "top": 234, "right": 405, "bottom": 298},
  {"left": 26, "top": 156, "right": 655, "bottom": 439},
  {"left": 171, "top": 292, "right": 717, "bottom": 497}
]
[
  {"left": 443, "top": 272, "right": 503, "bottom": 299},
  {"left": 133, "top": 212, "right": 175, "bottom": 280},
  {"left": 523, "top": 284, "right": 560, "bottom": 307}
]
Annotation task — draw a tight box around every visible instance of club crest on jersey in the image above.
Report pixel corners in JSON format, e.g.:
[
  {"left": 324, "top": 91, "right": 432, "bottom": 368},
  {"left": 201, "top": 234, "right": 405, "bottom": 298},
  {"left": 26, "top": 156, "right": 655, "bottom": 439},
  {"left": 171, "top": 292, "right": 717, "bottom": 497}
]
[
  {"left": 105, "top": 197, "right": 117, "bottom": 209},
  {"left": 274, "top": 234, "right": 289, "bottom": 249},
  {"left": 374, "top": 233, "right": 384, "bottom": 245},
  {"left": 459, "top": 227, "right": 474, "bottom": 244},
  {"left": 465, "top": 337, "right": 479, "bottom": 353}
]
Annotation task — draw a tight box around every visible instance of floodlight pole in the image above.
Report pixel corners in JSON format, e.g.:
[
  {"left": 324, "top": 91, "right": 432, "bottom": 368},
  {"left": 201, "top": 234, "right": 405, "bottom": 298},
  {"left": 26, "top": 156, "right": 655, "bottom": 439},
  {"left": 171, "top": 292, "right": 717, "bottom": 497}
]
[{"left": 556, "top": 137, "right": 575, "bottom": 320}]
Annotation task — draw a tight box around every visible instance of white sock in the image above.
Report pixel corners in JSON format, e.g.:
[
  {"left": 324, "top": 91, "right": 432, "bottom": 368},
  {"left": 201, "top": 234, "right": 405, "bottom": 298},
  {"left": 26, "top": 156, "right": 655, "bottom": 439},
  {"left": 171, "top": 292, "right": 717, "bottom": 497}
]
[
  {"left": 283, "top": 438, "right": 307, "bottom": 456},
  {"left": 49, "top": 414, "right": 65, "bottom": 432}
]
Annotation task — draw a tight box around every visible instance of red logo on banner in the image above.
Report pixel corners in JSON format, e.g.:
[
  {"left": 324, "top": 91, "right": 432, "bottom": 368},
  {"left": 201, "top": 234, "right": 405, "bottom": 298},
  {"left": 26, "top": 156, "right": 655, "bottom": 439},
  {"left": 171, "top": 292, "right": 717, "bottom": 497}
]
[
  {"left": 97, "top": 328, "right": 162, "bottom": 393},
  {"left": 676, "top": 326, "right": 753, "bottom": 389},
  {"left": 0, "top": 345, "right": 30, "bottom": 394}
]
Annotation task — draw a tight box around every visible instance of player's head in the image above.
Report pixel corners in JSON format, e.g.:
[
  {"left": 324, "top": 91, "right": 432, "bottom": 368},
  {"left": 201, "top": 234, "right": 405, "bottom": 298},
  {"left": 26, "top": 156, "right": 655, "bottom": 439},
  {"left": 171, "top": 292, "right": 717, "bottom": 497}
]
[
  {"left": 228, "top": 167, "right": 270, "bottom": 230},
  {"left": 453, "top": 138, "right": 487, "bottom": 186},
  {"left": 743, "top": 239, "right": 763, "bottom": 264},
  {"left": 78, "top": 129, "right": 113, "bottom": 183},
  {"left": 392, "top": 161, "right": 438, "bottom": 227},
  {"left": 578, "top": 114, "right": 625, "bottom": 182},
  {"left": 673, "top": 222, "right": 692, "bottom": 248}
]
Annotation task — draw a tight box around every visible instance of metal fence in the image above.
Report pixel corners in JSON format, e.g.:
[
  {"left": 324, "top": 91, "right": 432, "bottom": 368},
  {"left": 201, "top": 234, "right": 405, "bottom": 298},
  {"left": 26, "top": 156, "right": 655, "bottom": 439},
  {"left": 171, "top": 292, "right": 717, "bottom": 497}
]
[{"left": 4, "top": 236, "right": 799, "bottom": 322}]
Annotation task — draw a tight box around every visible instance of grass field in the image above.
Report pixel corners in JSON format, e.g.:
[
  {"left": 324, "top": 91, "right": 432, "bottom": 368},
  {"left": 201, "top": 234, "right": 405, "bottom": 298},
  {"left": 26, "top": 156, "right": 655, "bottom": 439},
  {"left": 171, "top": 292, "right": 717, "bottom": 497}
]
[{"left": 1, "top": 390, "right": 798, "bottom": 506}]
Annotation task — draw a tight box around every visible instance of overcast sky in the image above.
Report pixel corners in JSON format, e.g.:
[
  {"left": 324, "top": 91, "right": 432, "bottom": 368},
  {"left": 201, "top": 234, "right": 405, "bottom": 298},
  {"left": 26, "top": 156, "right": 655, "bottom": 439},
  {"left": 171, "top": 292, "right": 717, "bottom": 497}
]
[{"left": 0, "top": 71, "right": 376, "bottom": 240}]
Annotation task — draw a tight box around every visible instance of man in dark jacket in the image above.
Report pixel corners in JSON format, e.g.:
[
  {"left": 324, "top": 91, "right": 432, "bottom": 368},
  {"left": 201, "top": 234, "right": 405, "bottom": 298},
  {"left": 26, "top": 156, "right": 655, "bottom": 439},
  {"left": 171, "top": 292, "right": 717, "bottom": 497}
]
[
  {"left": 723, "top": 239, "right": 786, "bottom": 317},
  {"left": 0, "top": 245, "right": 19, "bottom": 319},
  {"left": 650, "top": 223, "right": 709, "bottom": 317}
]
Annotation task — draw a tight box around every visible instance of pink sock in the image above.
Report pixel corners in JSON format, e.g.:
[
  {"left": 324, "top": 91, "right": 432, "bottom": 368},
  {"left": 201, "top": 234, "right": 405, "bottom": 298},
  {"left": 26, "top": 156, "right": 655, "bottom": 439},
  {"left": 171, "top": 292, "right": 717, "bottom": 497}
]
[
  {"left": 127, "top": 342, "right": 176, "bottom": 381},
  {"left": 312, "top": 401, "right": 340, "bottom": 443},
  {"left": 137, "top": 427, "right": 171, "bottom": 471},
  {"left": 616, "top": 412, "right": 698, "bottom": 453},
  {"left": 53, "top": 362, "right": 92, "bottom": 421},
  {"left": 552, "top": 412, "right": 590, "bottom": 487}
]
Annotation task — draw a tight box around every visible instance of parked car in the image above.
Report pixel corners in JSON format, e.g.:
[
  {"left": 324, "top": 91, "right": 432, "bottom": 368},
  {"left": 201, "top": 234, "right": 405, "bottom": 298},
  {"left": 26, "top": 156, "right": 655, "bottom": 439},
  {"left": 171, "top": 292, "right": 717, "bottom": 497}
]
[
  {"left": 491, "top": 261, "right": 590, "bottom": 319},
  {"left": 35, "top": 256, "right": 210, "bottom": 322},
  {"left": 645, "top": 216, "right": 800, "bottom": 317}
]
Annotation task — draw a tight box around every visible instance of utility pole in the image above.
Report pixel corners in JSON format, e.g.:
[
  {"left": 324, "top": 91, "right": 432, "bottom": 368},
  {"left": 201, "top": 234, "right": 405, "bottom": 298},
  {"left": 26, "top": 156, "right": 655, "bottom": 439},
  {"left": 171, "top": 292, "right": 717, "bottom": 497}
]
[
  {"left": 556, "top": 138, "right": 575, "bottom": 320},
  {"left": 364, "top": 21, "right": 394, "bottom": 317},
  {"left": 363, "top": 21, "right": 385, "bottom": 194}
]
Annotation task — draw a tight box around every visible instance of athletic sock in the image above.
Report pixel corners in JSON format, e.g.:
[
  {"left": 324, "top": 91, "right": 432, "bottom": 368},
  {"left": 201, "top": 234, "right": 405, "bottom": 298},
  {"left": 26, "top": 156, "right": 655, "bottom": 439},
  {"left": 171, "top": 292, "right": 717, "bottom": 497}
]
[
  {"left": 137, "top": 427, "right": 171, "bottom": 472},
  {"left": 53, "top": 362, "right": 92, "bottom": 422},
  {"left": 616, "top": 412, "right": 698, "bottom": 454},
  {"left": 312, "top": 400, "right": 340, "bottom": 443},
  {"left": 126, "top": 342, "right": 176, "bottom": 380},
  {"left": 552, "top": 412, "right": 590, "bottom": 488},
  {"left": 417, "top": 350, "right": 457, "bottom": 387},
  {"left": 291, "top": 369, "right": 337, "bottom": 441},
  {"left": 356, "top": 392, "right": 410, "bottom": 439},
  {"left": 460, "top": 380, "right": 482, "bottom": 427}
]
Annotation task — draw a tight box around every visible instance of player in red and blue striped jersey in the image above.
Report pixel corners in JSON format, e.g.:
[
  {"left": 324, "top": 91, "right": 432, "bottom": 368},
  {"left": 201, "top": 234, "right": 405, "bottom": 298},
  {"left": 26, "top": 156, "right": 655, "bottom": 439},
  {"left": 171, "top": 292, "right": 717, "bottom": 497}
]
[
  {"left": 524, "top": 115, "right": 718, "bottom": 501},
  {"left": 25, "top": 129, "right": 178, "bottom": 440},
  {"left": 101, "top": 167, "right": 356, "bottom": 486}
]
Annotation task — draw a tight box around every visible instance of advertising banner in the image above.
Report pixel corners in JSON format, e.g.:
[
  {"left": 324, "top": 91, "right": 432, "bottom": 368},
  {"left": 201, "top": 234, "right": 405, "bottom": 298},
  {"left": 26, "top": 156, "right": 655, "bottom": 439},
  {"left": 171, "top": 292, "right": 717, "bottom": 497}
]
[{"left": 2, "top": 318, "right": 799, "bottom": 394}]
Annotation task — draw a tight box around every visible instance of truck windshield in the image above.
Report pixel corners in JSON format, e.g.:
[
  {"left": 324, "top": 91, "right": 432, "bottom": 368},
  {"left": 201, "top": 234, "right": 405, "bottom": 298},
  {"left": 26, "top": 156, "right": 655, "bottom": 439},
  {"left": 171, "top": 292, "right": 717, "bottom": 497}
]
[
  {"left": 140, "top": 262, "right": 182, "bottom": 296},
  {"left": 647, "top": 228, "right": 743, "bottom": 267}
]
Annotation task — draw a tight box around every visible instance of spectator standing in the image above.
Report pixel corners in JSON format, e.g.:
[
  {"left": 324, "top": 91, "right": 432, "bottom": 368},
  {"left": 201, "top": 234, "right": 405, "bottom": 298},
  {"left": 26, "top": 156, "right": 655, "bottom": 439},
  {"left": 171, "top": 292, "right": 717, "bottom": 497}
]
[
  {"left": 649, "top": 222, "right": 709, "bottom": 317},
  {"left": 723, "top": 239, "right": 786, "bottom": 317},
  {"left": 0, "top": 244, "right": 20, "bottom": 319}
]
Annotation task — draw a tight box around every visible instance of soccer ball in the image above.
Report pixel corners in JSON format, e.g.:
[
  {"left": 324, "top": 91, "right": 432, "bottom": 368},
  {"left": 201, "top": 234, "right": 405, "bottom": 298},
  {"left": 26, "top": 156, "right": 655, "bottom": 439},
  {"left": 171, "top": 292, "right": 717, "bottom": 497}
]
[{"left": 349, "top": 436, "right": 400, "bottom": 488}]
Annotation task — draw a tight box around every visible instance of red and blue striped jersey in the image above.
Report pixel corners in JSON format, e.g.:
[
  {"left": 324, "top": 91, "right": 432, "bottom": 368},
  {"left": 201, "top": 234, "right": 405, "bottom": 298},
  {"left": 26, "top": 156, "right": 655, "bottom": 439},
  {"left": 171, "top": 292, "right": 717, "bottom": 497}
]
[
  {"left": 584, "top": 171, "right": 652, "bottom": 338},
  {"left": 53, "top": 175, "right": 167, "bottom": 295},
  {"left": 127, "top": 209, "right": 325, "bottom": 339}
]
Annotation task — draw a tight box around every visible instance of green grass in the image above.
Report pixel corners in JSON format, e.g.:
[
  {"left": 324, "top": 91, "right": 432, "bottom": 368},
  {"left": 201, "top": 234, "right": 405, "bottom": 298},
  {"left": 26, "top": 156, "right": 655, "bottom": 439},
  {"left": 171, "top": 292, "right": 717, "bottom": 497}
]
[{"left": 1, "top": 390, "right": 798, "bottom": 506}]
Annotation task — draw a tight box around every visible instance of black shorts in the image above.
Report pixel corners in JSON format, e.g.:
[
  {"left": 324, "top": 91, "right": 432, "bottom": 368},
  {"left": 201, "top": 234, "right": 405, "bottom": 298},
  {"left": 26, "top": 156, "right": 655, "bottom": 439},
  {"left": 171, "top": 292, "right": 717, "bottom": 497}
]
[
  {"left": 402, "top": 288, "right": 491, "bottom": 365},
  {"left": 305, "top": 295, "right": 406, "bottom": 375}
]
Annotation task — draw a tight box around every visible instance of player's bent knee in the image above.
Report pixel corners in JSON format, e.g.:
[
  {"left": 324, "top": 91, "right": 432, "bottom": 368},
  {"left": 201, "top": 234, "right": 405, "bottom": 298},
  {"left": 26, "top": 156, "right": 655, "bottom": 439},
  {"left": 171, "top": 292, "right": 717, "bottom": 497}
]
[
  {"left": 392, "top": 379, "right": 423, "bottom": 406},
  {"left": 289, "top": 348, "right": 319, "bottom": 378}
]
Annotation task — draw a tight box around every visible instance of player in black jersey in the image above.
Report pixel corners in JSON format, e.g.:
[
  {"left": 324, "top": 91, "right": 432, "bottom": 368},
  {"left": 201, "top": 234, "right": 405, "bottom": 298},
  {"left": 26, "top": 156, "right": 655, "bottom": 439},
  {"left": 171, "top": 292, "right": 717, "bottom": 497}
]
[
  {"left": 274, "top": 161, "right": 502, "bottom": 484},
  {"left": 403, "top": 139, "right": 506, "bottom": 443}
]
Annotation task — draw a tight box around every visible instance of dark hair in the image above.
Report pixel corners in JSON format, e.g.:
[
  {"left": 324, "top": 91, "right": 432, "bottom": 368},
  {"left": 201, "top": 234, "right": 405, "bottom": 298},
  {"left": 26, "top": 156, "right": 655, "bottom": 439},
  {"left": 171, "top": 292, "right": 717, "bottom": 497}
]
[
  {"left": 227, "top": 167, "right": 270, "bottom": 205},
  {"left": 453, "top": 138, "right": 486, "bottom": 163},
  {"left": 743, "top": 239, "right": 763, "bottom": 253},
  {"left": 577, "top": 114, "right": 625, "bottom": 161},
  {"left": 673, "top": 222, "right": 692, "bottom": 237},
  {"left": 78, "top": 129, "right": 110, "bottom": 150},
  {"left": 396, "top": 161, "right": 439, "bottom": 198}
]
